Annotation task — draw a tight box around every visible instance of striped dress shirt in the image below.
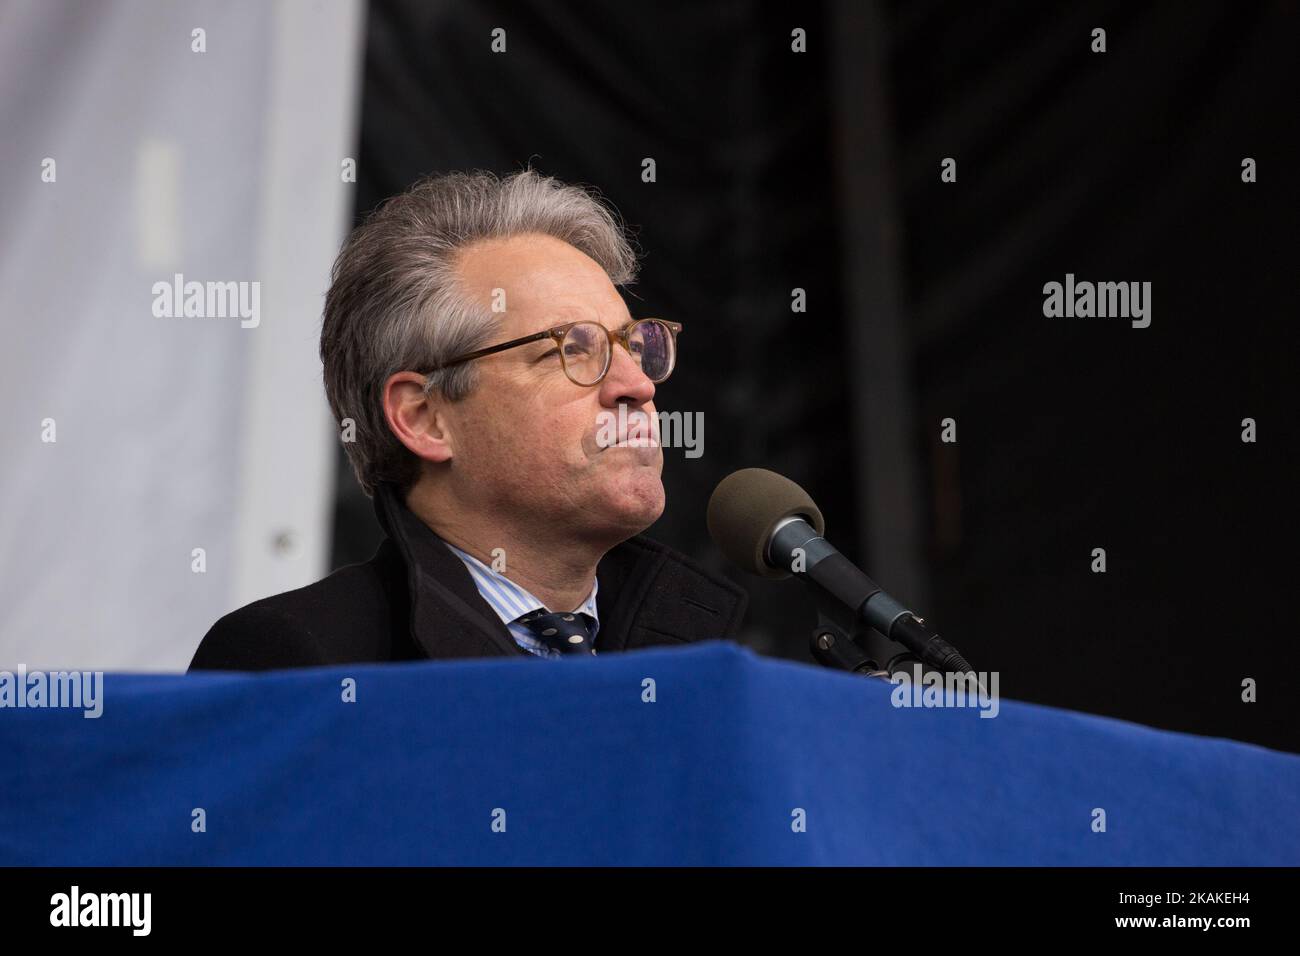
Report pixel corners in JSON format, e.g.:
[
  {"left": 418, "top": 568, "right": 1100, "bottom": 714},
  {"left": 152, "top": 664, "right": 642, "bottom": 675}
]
[{"left": 443, "top": 541, "right": 600, "bottom": 659}]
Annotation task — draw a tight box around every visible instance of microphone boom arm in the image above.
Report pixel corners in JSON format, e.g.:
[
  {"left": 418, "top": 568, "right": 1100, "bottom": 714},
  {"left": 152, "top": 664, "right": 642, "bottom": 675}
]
[{"left": 771, "top": 518, "right": 976, "bottom": 677}]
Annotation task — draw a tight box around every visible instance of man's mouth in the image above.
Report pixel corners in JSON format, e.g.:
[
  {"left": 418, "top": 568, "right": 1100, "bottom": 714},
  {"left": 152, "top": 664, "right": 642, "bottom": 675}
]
[
  {"left": 611, "top": 434, "right": 659, "bottom": 448},
  {"left": 595, "top": 408, "right": 660, "bottom": 450}
]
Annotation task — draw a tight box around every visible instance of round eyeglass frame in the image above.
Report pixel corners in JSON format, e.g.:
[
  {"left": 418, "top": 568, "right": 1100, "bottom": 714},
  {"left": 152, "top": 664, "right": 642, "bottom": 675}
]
[{"left": 420, "top": 317, "right": 682, "bottom": 387}]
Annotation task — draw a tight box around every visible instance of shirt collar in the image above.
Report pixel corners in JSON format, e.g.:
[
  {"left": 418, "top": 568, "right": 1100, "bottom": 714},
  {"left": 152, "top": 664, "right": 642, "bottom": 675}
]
[{"left": 442, "top": 541, "right": 600, "bottom": 628}]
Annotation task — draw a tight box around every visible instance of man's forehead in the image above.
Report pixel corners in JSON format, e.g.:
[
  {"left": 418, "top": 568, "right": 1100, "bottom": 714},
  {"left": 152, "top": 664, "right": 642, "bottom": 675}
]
[
  {"left": 509, "top": 300, "right": 634, "bottom": 335},
  {"left": 458, "top": 233, "right": 601, "bottom": 289},
  {"left": 456, "top": 243, "right": 628, "bottom": 322},
  {"left": 544, "top": 302, "right": 627, "bottom": 322}
]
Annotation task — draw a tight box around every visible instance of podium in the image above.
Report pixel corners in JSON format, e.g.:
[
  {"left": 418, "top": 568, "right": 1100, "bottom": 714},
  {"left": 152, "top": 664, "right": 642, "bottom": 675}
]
[{"left": 3, "top": 641, "right": 1297, "bottom": 865}]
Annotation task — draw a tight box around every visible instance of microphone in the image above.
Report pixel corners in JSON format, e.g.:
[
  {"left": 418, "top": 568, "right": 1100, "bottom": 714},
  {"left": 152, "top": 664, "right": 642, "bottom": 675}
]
[{"left": 706, "top": 468, "right": 974, "bottom": 675}]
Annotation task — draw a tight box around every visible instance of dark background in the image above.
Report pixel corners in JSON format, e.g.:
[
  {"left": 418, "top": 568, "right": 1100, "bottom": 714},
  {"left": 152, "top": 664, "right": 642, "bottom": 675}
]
[{"left": 329, "top": 0, "right": 1298, "bottom": 753}]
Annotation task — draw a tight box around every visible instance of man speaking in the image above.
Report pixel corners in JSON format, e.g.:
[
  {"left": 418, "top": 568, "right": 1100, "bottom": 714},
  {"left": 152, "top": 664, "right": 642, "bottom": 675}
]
[{"left": 190, "top": 169, "right": 747, "bottom": 670}]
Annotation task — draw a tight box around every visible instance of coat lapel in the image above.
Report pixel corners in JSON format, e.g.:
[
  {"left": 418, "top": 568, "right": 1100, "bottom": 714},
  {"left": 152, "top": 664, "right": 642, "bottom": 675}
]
[
  {"left": 595, "top": 534, "right": 748, "bottom": 651},
  {"left": 372, "top": 483, "right": 748, "bottom": 661},
  {"left": 373, "top": 485, "right": 527, "bottom": 660}
]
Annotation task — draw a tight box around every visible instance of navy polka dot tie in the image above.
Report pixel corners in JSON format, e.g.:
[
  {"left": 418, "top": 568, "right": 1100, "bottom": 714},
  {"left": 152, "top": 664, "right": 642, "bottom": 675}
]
[{"left": 517, "top": 610, "right": 597, "bottom": 656}]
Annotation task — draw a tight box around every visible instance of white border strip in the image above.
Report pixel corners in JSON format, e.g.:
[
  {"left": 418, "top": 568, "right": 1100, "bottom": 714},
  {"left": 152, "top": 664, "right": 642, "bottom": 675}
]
[{"left": 231, "top": 0, "right": 366, "bottom": 608}]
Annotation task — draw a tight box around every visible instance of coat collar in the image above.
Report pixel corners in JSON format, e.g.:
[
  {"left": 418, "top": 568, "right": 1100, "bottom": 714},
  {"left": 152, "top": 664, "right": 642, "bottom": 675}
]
[{"left": 371, "top": 483, "right": 747, "bottom": 660}]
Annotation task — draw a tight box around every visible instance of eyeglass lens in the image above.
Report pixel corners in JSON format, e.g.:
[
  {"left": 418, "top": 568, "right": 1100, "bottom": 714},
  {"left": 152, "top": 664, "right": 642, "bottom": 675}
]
[{"left": 561, "top": 320, "right": 674, "bottom": 385}]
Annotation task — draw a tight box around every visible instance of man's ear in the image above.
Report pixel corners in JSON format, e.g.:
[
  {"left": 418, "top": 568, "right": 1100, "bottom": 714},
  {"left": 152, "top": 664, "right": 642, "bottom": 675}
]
[{"left": 382, "top": 371, "right": 455, "bottom": 464}]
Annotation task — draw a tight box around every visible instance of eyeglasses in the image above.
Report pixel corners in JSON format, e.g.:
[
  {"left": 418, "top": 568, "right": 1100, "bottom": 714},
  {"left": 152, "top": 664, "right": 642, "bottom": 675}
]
[{"left": 421, "top": 318, "right": 682, "bottom": 388}]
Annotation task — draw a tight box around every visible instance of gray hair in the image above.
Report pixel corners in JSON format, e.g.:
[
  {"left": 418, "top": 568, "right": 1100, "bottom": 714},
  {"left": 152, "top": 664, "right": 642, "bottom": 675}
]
[{"left": 321, "top": 168, "right": 640, "bottom": 496}]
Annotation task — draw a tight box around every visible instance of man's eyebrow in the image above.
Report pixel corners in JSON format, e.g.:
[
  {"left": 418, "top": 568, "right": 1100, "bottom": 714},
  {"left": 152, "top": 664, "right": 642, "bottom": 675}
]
[
  {"left": 545, "top": 303, "right": 592, "bottom": 318},
  {"left": 526, "top": 334, "right": 559, "bottom": 354}
]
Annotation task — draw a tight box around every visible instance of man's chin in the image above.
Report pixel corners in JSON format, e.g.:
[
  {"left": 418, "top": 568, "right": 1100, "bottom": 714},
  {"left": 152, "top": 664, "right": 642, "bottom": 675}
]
[{"left": 598, "top": 470, "right": 665, "bottom": 536}]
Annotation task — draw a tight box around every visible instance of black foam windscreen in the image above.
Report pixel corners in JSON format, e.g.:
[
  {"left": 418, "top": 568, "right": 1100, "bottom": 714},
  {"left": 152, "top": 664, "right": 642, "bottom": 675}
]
[{"left": 706, "top": 468, "right": 826, "bottom": 579}]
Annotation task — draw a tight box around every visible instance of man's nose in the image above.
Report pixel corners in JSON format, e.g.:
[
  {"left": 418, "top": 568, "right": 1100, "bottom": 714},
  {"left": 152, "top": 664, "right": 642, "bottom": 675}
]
[{"left": 599, "top": 340, "right": 656, "bottom": 408}]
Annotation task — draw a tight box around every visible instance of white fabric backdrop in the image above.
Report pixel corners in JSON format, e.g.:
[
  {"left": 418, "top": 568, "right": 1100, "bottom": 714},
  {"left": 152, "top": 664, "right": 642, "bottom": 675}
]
[{"left": 0, "top": 0, "right": 364, "bottom": 670}]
